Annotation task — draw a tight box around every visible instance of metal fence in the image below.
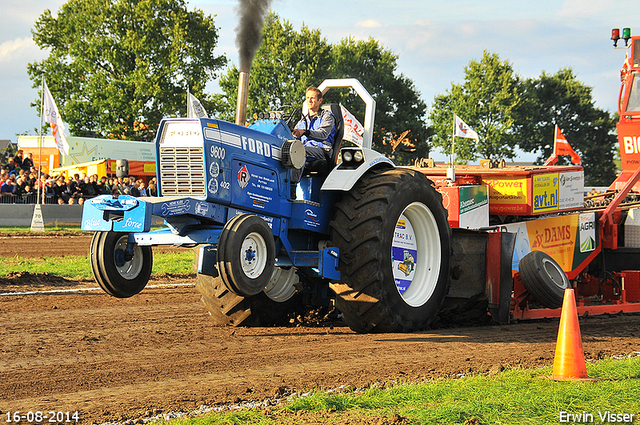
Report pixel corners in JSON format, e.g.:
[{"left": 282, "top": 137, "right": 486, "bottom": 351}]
[{"left": 0, "top": 194, "right": 56, "bottom": 204}]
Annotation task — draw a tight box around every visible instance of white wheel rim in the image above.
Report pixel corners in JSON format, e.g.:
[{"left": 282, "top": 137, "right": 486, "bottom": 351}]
[
  {"left": 391, "top": 202, "right": 442, "bottom": 307},
  {"left": 264, "top": 267, "right": 298, "bottom": 302},
  {"left": 241, "top": 232, "right": 268, "bottom": 279},
  {"left": 542, "top": 257, "right": 569, "bottom": 289},
  {"left": 114, "top": 236, "right": 144, "bottom": 279}
]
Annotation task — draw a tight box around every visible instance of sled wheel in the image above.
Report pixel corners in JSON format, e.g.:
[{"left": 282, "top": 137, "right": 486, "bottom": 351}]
[
  {"left": 196, "top": 273, "right": 300, "bottom": 326},
  {"left": 90, "top": 231, "right": 118, "bottom": 297},
  {"left": 519, "top": 250, "right": 570, "bottom": 309},
  {"left": 329, "top": 168, "right": 451, "bottom": 333},
  {"left": 93, "top": 231, "right": 152, "bottom": 298},
  {"left": 218, "top": 214, "right": 276, "bottom": 297}
]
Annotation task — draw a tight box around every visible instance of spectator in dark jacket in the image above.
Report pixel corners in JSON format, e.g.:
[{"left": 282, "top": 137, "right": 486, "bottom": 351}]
[
  {"left": 21, "top": 153, "right": 34, "bottom": 171},
  {"left": 80, "top": 176, "right": 97, "bottom": 198},
  {"left": 53, "top": 178, "right": 69, "bottom": 203},
  {"left": 14, "top": 150, "right": 24, "bottom": 169}
]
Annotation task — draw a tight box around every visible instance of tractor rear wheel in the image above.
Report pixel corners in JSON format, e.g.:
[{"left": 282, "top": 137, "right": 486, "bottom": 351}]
[
  {"left": 329, "top": 168, "right": 451, "bottom": 333},
  {"left": 195, "top": 245, "right": 300, "bottom": 326}
]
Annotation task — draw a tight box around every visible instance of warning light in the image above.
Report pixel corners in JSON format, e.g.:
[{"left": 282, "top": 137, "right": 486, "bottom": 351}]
[
  {"left": 612, "top": 28, "right": 632, "bottom": 48},
  {"left": 612, "top": 28, "right": 620, "bottom": 47}
]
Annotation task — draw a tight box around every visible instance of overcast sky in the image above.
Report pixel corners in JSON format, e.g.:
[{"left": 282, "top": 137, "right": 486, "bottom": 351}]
[{"left": 1, "top": 0, "right": 639, "bottom": 160}]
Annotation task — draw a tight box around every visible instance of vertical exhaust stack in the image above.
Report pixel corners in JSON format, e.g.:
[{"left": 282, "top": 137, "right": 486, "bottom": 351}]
[
  {"left": 235, "top": 71, "right": 250, "bottom": 126},
  {"left": 234, "top": 0, "right": 272, "bottom": 126}
]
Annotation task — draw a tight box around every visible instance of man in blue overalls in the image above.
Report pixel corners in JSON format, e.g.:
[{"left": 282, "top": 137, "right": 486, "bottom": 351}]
[{"left": 290, "top": 86, "right": 336, "bottom": 183}]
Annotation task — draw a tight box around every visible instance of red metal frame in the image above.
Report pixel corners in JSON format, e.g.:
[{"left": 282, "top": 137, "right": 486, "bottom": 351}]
[
  {"left": 511, "top": 270, "right": 640, "bottom": 320},
  {"left": 426, "top": 37, "right": 640, "bottom": 322}
]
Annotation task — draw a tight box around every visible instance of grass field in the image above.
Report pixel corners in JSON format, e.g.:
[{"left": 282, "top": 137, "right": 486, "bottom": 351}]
[
  {"left": 0, "top": 250, "right": 194, "bottom": 279},
  {"left": 154, "top": 357, "right": 640, "bottom": 425},
  {"left": 0, "top": 225, "right": 194, "bottom": 278}
]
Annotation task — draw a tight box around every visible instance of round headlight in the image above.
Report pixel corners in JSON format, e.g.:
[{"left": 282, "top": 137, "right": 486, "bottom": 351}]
[
  {"left": 353, "top": 151, "right": 364, "bottom": 162},
  {"left": 343, "top": 151, "right": 353, "bottom": 162}
]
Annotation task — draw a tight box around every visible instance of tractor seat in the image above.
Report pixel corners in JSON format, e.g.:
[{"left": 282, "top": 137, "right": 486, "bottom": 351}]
[{"left": 302, "top": 103, "right": 344, "bottom": 177}]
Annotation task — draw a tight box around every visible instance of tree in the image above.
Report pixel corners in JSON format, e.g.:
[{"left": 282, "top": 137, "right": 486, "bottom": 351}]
[
  {"left": 327, "top": 37, "right": 429, "bottom": 162},
  {"left": 214, "top": 14, "right": 429, "bottom": 163},
  {"left": 514, "top": 68, "right": 617, "bottom": 186},
  {"left": 28, "top": 0, "right": 227, "bottom": 142},
  {"left": 429, "top": 51, "right": 521, "bottom": 162}
]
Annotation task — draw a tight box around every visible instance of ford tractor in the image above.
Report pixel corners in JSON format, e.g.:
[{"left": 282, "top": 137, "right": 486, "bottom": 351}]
[{"left": 82, "top": 78, "right": 452, "bottom": 333}]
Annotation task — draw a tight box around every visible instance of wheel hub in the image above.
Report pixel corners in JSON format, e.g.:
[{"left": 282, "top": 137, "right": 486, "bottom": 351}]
[
  {"left": 241, "top": 233, "right": 267, "bottom": 278},
  {"left": 114, "top": 249, "right": 126, "bottom": 268},
  {"left": 113, "top": 236, "right": 144, "bottom": 279},
  {"left": 392, "top": 202, "right": 442, "bottom": 308}
]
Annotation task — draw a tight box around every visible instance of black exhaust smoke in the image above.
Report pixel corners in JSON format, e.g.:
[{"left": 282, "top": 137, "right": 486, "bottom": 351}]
[{"left": 234, "top": 0, "right": 272, "bottom": 125}]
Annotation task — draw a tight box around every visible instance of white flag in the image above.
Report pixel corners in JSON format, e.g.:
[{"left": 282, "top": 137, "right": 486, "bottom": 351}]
[
  {"left": 187, "top": 92, "right": 208, "bottom": 118},
  {"left": 43, "top": 81, "right": 70, "bottom": 156},
  {"left": 455, "top": 115, "right": 479, "bottom": 140},
  {"left": 340, "top": 105, "right": 365, "bottom": 146}
]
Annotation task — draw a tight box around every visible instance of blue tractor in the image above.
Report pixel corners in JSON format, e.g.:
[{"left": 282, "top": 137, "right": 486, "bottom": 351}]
[{"left": 82, "top": 79, "right": 452, "bottom": 333}]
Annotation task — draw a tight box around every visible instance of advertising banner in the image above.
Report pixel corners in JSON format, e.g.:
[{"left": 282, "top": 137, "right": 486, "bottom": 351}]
[
  {"left": 482, "top": 176, "right": 528, "bottom": 215},
  {"left": 532, "top": 173, "right": 559, "bottom": 213},
  {"left": 505, "top": 212, "right": 597, "bottom": 275}
]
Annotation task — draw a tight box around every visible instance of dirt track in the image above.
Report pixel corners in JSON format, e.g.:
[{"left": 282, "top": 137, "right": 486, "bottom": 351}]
[{"left": 1, "top": 233, "right": 640, "bottom": 424}]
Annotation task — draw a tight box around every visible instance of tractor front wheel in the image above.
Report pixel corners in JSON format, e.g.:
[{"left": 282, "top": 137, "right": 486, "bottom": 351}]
[
  {"left": 90, "top": 231, "right": 152, "bottom": 298},
  {"left": 217, "top": 214, "right": 276, "bottom": 297}
]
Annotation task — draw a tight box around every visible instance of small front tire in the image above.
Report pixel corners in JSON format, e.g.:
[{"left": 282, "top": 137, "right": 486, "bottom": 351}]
[
  {"left": 91, "top": 231, "right": 152, "bottom": 298},
  {"left": 217, "top": 214, "right": 276, "bottom": 297}
]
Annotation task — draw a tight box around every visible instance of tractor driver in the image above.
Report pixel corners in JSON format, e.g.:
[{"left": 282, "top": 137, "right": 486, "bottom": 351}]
[{"left": 290, "top": 86, "right": 336, "bottom": 183}]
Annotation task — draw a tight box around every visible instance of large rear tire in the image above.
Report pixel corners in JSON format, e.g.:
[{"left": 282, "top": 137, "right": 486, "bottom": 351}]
[
  {"left": 329, "top": 168, "right": 451, "bottom": 333},
  {"left": 90, "top": 231, "right": 152, "bottom": 298}
]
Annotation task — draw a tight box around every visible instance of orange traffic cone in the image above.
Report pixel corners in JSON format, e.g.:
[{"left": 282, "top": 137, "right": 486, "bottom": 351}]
[{"left": 552, "top": 288, "right": 589, "bottom": 380}]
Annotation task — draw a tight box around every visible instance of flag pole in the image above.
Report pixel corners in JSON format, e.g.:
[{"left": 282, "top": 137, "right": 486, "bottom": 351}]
[
  {"left": 30, "top": 76, "right": 47, "bottom": 233},
  {"left": 450, "top": 115, "right": 455, "bottom": 166},
  {"left": 37, "top": 77, "right": 45, "bottom": 205},
  {"left": 448, "top": 115, "right": 456, "bottom": 183}
]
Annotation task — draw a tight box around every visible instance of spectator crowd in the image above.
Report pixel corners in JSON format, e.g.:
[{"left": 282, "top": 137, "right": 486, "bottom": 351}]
[{"left": 0, "top": 150, "right": 158, "bottom": 204}]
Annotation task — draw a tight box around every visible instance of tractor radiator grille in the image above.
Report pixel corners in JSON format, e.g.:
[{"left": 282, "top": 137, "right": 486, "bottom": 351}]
[{"left": 159, "top": 146, "right": 206, "bottom": 197}]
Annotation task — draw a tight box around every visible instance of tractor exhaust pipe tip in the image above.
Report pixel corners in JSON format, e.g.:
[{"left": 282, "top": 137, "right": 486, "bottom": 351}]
[{"left": 235, "top": 71, "right": 250, "bottom": 126}]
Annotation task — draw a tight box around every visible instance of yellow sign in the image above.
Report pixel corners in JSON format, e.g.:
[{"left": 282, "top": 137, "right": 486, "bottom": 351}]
[
  {"left": 527, "top": 214, "right": 578, "bottom": 270},
  {"left": 532, "top": 173, "right": 559, "bottom": 213},
  {"left": 482, "top": 176, "right": 528, "bottom": 214},
  {"left": 483, "top": 177, "right": 527, "bottom": 203}
]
